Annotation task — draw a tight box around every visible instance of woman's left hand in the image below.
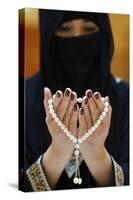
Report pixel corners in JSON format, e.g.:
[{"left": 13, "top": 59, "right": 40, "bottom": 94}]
[{"left": 78, "top": 90, "right": 113, "bottom": 186}]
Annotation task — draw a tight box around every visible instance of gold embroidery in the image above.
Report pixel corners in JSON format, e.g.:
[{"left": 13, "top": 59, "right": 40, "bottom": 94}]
[
  {"left": 26, "top": 155, "right": 51, "bottom": 191},
  {"left": 111, "top": 157, "right": 124, "bottom": 186}
]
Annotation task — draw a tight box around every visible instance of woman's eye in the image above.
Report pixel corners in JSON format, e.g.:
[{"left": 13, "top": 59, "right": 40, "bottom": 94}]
[
  {"left": 58, "top": 26, "right": 70, "bottom": 31},
  {"left": 84, "top": 27, "right": 96, "bottom": 32}
]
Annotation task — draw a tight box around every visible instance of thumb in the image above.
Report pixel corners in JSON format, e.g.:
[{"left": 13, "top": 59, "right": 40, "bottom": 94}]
[{"left": 43, "top": 87, "right": 52, "bottom": 116}]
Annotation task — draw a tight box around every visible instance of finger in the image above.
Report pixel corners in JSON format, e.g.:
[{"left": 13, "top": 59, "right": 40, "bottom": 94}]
[
  {"left": 43, "top": 87, "right": 52, "bottom": 117},
  {"left": 85, "top": 89, "right": 93, "bottom": 98},
  {"left": 93, "top": 92, "right": 104, "bottom": 113},
  {"left": 87, "top": 91, "right": 100, "bottom": 125},
  {"left": 78, "top": 108, "right": 87, "bottom": 138},
  {"left": 69, "top": 104, "right": 79, "bottom": 137},
  {"left": 63, "top": 92, "right": 77, "bottom": 128},
  {"left": 53, "top": 90, "right": 63, "bottom": 111},
  {"left": 82, "top": 96, "right": 92, "bottom": 129},
  {"left": 57, "top": 88, "right": 72, "bottom": 121}
]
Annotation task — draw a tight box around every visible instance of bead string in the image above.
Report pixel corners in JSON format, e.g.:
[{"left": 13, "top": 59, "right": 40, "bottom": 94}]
[{"left": 48, "top": 96, "right": 109, "bottom": 185}]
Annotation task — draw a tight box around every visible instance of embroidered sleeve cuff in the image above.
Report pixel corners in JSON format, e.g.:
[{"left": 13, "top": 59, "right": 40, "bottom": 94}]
[
  {"left": 26, "top": 155, "right": 51, "bottom": 191},
  {"left": 111, "top": 156, "right": 124, "bottom": 186}
]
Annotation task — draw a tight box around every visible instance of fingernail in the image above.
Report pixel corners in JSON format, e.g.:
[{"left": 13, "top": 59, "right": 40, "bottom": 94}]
[
  {"left": 81, "top": 108, "right": 84, "bottom": 115},
  {"left": 94, "top": 92, "right": 100, "bottom": 100},
  {"left": 56, "top": 91, "right": 61, "bottom": 98},
  {"left": 85, "top": 97, "right": 88, "bottom": 104},
  {"left": 44, "top": 87, "right": 48, "bottom": 93},
  {"left": 87, "top": 90, "right": 92, "bottom": 98},
  {"left": 74, "top": 104, "right": 77, "bottom": 111},
  {"left": 70, "top": 93, "right": 75, "bottom": 101},
  {"left": 65, "top": 88, "right": 70, "bottom": 97},
  {"left": 44, "top": 87, "right": 50, "bottom": 96}
]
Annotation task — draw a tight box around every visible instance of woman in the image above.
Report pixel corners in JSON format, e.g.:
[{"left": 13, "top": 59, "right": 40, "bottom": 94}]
[{"left": 20, "top": 9, "right": 129, "bottom": 191}]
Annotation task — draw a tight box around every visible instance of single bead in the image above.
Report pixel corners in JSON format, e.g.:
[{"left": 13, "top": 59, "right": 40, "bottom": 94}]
[
  {"left": 104, "top": 102, "right": 109, "bottom": 107},
  {"left": 55, "top": 117, "right": 59, "bottom": 123},
  {"left": 88, "top": 129, "right": 93, "bottom": 135},
  {"left": 97, "top": 119, "right": 101, "bottom": 125},
  {"left": 94, "top": 123, "right": 99, "bottom": 129},
  {"left": 85, "top": 132, "right": 90, "bottom": 138},
  {"left": 60, "top": 124, "right": 65, "bottom": 130},
  {"left": 77, "top": 98, "right": 82, "bottom": 103},
  {"left": 70, "top": 135, "right": 74, "bottom": 140},
  {"left": 52, "top": 113, "right": 57, "bottom": 119},
  {"left": 102, "top": 111, "right": 106, "bottom": 117},
  {"left": 102, "top": 97, "right": 105, "bottom": 102},
  {"left": 66, "top": 131, "right": 71, "bottom": 137},
  {"left": 64, "top": 128, "right": 68, "bottom": 133},
  {"left": 74, "top": 150, "right": 79, "bottom": 156},
  {"left": 49, "top": 109, "right": 54, "bottom": 115},
  {"left": 73, "top": 177, "right": 78, "bottom": 184},
  {"left": 78, "top": 178, "right": 82, "bottom": 184},
  {"left": 82, "top": 135, "right": 87, "bottom": 141},
  {"left": 100, "top": 115, "right": 104, "bottom": 121},
  {"left": 78, "top": 138, "right": 82, "bottom": 144},
  {"left": 91, "top": 126, "right": 96, "bottom": 132},
  {"left": 48, "top": 104, "right": 53, "bottom": 110},
  {"left": 73, "top": 138, "right": 77, "bottom": 144},
  {"left": 57, "top": 121, "right": 62, "bottom": 127},
  {"left": 75, "top": 143, "right": 80, "bottom": 149},
  {"left": 104, "top": 107, "right": 109, "bottom": 112},
  {"left": 48, "top": 99, "right": 53, "bottom": 105}
]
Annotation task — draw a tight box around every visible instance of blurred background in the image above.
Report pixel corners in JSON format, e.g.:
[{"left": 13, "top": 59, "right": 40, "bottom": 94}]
[{"left": 19, "top": 8, "right": 129, "bottom": 81}]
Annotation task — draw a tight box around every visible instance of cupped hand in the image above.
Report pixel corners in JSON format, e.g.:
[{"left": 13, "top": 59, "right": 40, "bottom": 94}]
[
  {"left": 78, "top": 90, "right": 112, "bottom": 163},
  {"left": 43, "top": 87, "right": 79, "bottom": 165}
]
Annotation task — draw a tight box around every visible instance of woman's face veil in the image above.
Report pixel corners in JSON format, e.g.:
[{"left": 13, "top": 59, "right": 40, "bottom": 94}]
[{"left": 39, "top": 9, "right": 114, "bottom": 97}]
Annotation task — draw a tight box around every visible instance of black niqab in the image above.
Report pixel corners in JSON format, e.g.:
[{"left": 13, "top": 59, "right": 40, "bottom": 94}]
[
  {"left": 39, "top": 9, "right": 114, "bottom": 97},
  {"left": 54, "top": 32, "right": 101, "bottom": 97}
]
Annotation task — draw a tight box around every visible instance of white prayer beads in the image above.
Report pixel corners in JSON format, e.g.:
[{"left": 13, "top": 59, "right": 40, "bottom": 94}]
[{"left": 48, "top": 95, "right": 109, "bottom": 185}]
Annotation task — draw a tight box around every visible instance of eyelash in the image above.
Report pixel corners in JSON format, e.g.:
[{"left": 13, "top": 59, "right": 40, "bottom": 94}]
[
  {"left": 59, "top": 27, "right": 70, "bottom": 31},
  {"left": 84, "top": 27, "right": 96, "bottom": 31},
  {"left": 58, "top": 26, "right": 96, "bottom": 32}
]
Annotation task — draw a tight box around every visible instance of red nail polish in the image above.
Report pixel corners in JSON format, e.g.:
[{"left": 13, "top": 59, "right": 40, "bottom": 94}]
[
  {"left": 56, "top": 91, "right": 61, "bottom": 98},
  {"left": 87, "top": 90, "right": 92, "bottom": 98},
  {"left": 74, "top": 104, "right": 77, "bottom": 111},
  {"left": 65, "top": 89, "right": 70, "bottom": 97},
  {"left": 71, "top": 93, "right": 75, "bottom": 101},
  {"left": 95, "top": 92, "right": 100, "bottom": 100},
  {"left": 85, "top": 97, "right": 88, "bottom": 104}
]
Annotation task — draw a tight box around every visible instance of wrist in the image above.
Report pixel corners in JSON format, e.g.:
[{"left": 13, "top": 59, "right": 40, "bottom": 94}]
[
  {"left": 42, "top": 144, "right": 66, "bottom": 189},
  {"left": 43, "top": 144, "right": 66, "bottom": 170},
  {"left": 87, "top": 147, "right": 110, "bottom": 166},
  {"left": 83, "top": 147, "right": 113, "bottom": 186}
]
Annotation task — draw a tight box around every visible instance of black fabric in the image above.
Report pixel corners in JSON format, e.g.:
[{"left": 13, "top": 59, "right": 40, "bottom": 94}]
[
  {"left": 54, "top": 32, "right": 101, "bottom": 97},
  {"left": 21, "top": 9, "right": 129, "bottom": 191},
  {"left": 39, "top": 9, "right": 114, "bottom": 97}
]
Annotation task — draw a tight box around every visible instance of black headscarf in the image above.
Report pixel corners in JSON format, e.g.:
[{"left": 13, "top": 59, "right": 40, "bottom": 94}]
[
  {"left": 39, "top": 9, "right": 114, "bottom": 97},
  {"left": 38, "top": 9, "right": 124, "bottom": 162}
]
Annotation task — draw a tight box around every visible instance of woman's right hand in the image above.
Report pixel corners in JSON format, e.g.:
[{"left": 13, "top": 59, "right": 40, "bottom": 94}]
[{"left": 42, "top": 87, "right": 78, "bottom": 188}]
